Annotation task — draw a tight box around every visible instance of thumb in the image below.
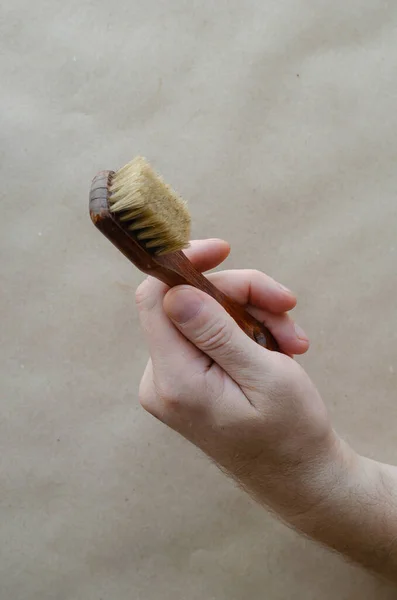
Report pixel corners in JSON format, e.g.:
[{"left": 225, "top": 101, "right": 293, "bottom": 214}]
[{"left": 163, "top": 285, "right": 271, "bottom": 382}]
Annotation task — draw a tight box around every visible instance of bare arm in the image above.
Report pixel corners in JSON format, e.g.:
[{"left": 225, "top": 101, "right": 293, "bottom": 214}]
[{"left": 291, "top": 448, "right": 397, "bottom": 580}]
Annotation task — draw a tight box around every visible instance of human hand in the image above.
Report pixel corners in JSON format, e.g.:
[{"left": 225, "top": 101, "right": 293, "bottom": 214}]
[
  {"left": 135, "top": 239, "right": 397, "bottom": 580},
  {"left": 136, "top": 238, "right": 343, "bottom": 521}
]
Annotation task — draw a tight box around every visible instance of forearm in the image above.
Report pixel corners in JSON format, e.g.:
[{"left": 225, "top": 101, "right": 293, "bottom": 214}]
[
  {"left": 212, "top": 421, "right": 397, "bottom": 581},
  {"left": 289, "top": 440, "right": 397, "bottom": 581}
]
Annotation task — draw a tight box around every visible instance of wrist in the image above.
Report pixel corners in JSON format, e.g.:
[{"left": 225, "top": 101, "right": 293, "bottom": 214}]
[
  {"left": 285, "top": 433, "right": 359, "bottom": 526},
  {"left": 241, "top": 427, "right": 351, "bottom": 523},
  {"left": 272, "top": 428, "right": 355, "bottom": 524},
  {"left": 289, "top": 441, "right": 397, "bottom": 581}
]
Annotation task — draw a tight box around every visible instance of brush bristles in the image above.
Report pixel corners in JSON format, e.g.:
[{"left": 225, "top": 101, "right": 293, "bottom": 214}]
[{"left": 108, "top": 157, "right": 191, "bottom": 255}]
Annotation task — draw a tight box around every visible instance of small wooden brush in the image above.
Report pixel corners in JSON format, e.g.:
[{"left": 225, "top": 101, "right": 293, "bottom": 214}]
[{"left": 89, "top": 157, "right": 279, "bottom": 351}]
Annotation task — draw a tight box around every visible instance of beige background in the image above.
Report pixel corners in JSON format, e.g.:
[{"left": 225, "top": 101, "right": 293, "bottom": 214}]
[{"left": 1, "top": 1, "right": 397, "bottom": 598}]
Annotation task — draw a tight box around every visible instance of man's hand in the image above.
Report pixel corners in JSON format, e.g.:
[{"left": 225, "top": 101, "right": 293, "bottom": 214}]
[
  {"left": 136, "top": 238, "right": 397, "bottom": 582},
  {"left": 136, "top": 239, "right": 338, "bottom": 519}
]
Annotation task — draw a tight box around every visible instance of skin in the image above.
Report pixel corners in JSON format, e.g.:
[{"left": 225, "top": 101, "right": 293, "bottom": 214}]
[{"left": 136, "top": 238, "right": 397, "bottom": 582}]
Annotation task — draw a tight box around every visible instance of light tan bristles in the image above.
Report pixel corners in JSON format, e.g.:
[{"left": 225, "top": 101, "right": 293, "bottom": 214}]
[{"left": 108, "top": 157, "right": 191, "bottom": 255}]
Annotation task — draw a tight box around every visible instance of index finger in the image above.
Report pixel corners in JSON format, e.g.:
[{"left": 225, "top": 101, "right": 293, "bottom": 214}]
[{"left": 208, "top": 269, "right": 297, "bottom": 314}]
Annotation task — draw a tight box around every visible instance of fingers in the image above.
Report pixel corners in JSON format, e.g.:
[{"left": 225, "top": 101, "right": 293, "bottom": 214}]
[
  {"left": 247, "top": 305, "right": 309, "bottom": 355},
  {"left": 207, "top": 269, "right": 296, "bottom": 313},
  {"left": 207, "top": 269, "right": 308, "bottom": 355},
  {"left": 163, "top": 286, "right": 272, "bottom": 384},
  {"left": 138, "top": 243, "right": 307, "bottom": 392},
  {"left": 183, "top": 238, "right": 230, "bottom": 272}
]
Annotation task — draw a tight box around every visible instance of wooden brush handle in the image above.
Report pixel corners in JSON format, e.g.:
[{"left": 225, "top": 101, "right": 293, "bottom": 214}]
[
  {"left": 154, "top": 251, "right": 280, "bottom": 351},
  {"left": 90, "top": 171, "right": 280, "bottom": 352}
]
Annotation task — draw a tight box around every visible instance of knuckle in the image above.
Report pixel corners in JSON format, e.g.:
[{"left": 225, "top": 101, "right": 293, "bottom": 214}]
[
  {"left": 138, "top": 387, "right": 158, "bottom": 415},
  {"left": 154, "top": 373, "right": 208, "bottom": 417},
  {"left": 155, "top": 381, "right": 184, "bottom": 412},
  {"left": 246, "top": 268, "right": 264, "bottom": 283},
  {"left": 195, "top": 319, "right": 233, "bottom": 353},
  {"left": 247, "top": 268, "right": 273, "bottom": 287},
  {"left": 160, "top": 391, "right": 181, "bottom": 411},
  {"left": 248, "top": 268, "right": 262, "bottom": 278},
  {"left": 138, "top": 368, "right": 161, "bottom": 417}
]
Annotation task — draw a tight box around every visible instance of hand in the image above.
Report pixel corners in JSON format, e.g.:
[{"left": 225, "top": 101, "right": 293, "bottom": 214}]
[
  {"left": 135, "top": 239, "right": 397, "bottom": 581},
  {"left": 136, "top": 239, "right": 341, "bottom": 520}
]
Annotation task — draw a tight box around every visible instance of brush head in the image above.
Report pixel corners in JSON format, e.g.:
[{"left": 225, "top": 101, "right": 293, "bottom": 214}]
[{"left": 108, "top": 157, "right": 191, "bottom": 255}]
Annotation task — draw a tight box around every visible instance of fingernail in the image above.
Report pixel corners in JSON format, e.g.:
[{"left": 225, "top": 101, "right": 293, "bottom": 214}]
[
  {"left": 294, "top": 323, "right": 309, "bottom": 341},
  {"left": 166, "top": 288, "right": 204, "bottom": 324},
  {"left": 278, "top": 282, "right": 292, "bottom": 294}
]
